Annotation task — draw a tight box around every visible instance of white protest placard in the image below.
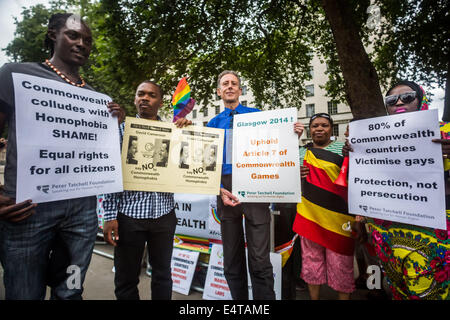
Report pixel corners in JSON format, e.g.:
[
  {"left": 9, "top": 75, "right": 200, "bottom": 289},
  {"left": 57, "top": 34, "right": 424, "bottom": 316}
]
[
  {"left": 232, "top": 108, "right": 301, "bottom": 203},
  {"left": 348, "top": 109, "right": 446, "bottom": 229},
  {"left": 13, "top": 73, "right": 123, "bottom": 203},
  {"left": 171, "top": 248, "right": 199, "bottom": 295},
  {"left": 175, "top": 194, "right": 210, "bottom": 239},
  {"left": 203, "top": 244, "right": 232, "bottom": 300},
  {"left": 202, "top": 244, "right": 282, "bottom": 300},
  {"left": 174, "top": 193, "right": 222, "bottom": 241}
]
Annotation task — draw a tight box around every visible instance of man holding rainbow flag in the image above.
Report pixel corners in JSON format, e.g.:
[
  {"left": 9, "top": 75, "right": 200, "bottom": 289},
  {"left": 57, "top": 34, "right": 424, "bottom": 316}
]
[{"left": 102, "top": 79, "right": 192, "bottom": 300}]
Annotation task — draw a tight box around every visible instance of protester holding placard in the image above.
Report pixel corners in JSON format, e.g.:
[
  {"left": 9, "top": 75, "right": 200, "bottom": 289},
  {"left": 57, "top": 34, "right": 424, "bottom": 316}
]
[
  {"left": 102, "top": 81, "right": 191, "bottom": 300},
  {"left": 206, "top": 70, "right": 304, "bottom": 300},
  {"left": 347, "top": 81, "right": 449, "bottom": 300},
  {"left": 0, "top": 13, "right": 124, "bottom": 300},
  {"left": 292, "top": 112, "right": 356, "bottom": 300}
]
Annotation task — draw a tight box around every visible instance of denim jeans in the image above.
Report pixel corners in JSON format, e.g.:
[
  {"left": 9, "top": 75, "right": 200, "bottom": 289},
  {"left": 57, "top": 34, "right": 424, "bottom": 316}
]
[{"left": 0, "top": 196, "right": 97, "bottom": 300}]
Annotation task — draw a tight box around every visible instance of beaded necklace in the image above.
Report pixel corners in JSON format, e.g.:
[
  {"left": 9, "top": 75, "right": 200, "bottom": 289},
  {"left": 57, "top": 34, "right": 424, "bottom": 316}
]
[{"left": 44, "top": 59, "right": 85, "bottom": 87}]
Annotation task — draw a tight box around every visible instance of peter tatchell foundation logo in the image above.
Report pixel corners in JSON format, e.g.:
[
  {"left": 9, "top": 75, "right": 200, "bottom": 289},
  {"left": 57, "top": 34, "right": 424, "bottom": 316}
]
[
  {"left": 359, "top": 204, "right": 368, "bottom": 213},
  {"left": 238, "top": 191, "right": 246, "bottom": 197},
  {"left": 36, "top": 185, "right": 50, "bottom": 193}
]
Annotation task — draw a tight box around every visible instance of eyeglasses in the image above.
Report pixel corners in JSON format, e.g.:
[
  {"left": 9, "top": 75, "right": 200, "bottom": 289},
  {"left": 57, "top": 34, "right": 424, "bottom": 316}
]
[{"left": 384, "top": 91, "right": 417, "bottom": 107}]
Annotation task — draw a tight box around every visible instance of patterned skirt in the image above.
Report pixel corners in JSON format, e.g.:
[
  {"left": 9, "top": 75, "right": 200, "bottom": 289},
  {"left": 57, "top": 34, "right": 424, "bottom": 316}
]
[{"left": 367, "top": 211, "right": 449, "bottom": 300}]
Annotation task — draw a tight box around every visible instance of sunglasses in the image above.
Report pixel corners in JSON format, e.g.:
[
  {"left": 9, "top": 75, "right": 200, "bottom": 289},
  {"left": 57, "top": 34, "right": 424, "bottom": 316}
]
[
  {"left": 384, "top": 91, "right": 417, "bottom": 107},
  {"left": 309, "top": 113, "right": 333, "bottom": 127},
  {"left": 310, "top": 113, "right": 331, "bottom": 121}
]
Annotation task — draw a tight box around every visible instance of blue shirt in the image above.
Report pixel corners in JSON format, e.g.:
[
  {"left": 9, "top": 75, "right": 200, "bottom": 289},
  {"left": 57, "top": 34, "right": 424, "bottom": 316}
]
[{"left": 207, "top": 104, "right": 261, "bottom": 176}]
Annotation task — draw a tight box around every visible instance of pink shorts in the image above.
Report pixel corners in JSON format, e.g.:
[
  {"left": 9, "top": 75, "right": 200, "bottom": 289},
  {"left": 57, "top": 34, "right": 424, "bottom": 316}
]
[{"left": 301, "top": 237, "right": 355, "bottom": 293}]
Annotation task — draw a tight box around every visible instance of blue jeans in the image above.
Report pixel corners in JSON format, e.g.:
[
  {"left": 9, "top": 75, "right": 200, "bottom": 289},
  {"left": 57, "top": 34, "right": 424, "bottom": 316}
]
[{"left": 0, "top": 196, "right": 97, "bottom": 300}]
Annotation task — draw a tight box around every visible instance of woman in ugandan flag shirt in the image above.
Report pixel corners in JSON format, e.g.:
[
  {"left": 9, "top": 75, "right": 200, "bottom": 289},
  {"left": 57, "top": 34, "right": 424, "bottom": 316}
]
[{"left": 293, "top": 112, "right": 356, "bottom": 300}]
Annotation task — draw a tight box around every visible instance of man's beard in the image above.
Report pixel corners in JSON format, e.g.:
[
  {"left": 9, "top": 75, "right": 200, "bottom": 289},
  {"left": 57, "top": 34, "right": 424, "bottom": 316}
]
[{"left": 223, "top": 97, "right": 238, "bottom": 105}]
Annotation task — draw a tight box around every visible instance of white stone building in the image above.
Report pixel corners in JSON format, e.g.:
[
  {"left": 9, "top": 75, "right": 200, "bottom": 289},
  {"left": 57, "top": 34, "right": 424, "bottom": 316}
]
[{"left": 185, "top": 54, "right": 354, "bottom": 145}]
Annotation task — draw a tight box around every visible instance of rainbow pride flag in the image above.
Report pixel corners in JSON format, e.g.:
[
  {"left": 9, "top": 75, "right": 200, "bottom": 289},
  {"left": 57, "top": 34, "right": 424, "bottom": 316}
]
[
  {"left": 211, "top": 207, "right": 221, "bottom": 225},
  {"left": 172, "top": 77, "right": 195, "bottom": 121}
]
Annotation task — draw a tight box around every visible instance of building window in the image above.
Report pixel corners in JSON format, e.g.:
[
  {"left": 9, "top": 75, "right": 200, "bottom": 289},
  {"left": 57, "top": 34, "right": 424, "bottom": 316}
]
[
  {"left": 328, "top": 101, "right": 338, "bottom": 115},
  {"left": 308, "top": 66, "right": 314, "bottom": 79},
  {"left": 203, "top": 121, "right": 208, "bottom": 127},
  {"left": 203, "top": 107, "right": 208, "bottom": 117},
  {"left": 215, "top": 106, "right": 220, "bottom": 115},
  {"left": 192, "top": 110, "right": 197, "bottom": 119},
  {"left": 306, "top": 127, "right": 311, "bottom": 138},
  {"left": 306, "top": 104, "right": 315, "bottom": 117},
  {"left": 242, "top": 85, "right": 247, "bottom": 95},
  {"left": 241, "top": 100, "right": 247, "bottom": 106},
  {"left": 305, "top": 85, "right": 314, "bottom": 97},
  {"left": 333, "top": 124, "right": 339, "bottom": 137}
]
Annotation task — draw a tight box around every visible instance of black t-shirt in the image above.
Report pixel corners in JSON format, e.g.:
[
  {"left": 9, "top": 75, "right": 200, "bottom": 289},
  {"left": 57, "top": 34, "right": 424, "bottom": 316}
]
[{"left": 0, "top": 62, "right": 94, "bottom": 197}]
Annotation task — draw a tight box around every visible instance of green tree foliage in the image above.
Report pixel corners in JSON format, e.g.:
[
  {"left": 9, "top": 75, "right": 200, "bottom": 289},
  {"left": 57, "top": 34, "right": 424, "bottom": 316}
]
[
  {"left": 91, "top": 0, "right": 314, "bottom": 114},
  {"left": 2, "top": 1, "right": 94, "bottom": 82},
  {"left": 3, "top": 4, "right": 55, "bottom": 62},
  {"left": 2, "top": 0, "right": 315, "bottom": 115},
  {"left": 372, "top": 0, "right": 449, "bottom": 90},
  {"left": 370, "top": 0, "right": 449, "bottom": 119},
  {"left": 3, "top": 0, "right": 447, "bottom": 118}
]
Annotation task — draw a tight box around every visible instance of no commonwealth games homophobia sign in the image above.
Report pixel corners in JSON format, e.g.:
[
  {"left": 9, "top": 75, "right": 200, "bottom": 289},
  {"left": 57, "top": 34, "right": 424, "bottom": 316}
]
[
  {"left": 348, "top": 109, "right": 446, "bottom": 229},
  {"left": 13, "top": 73, "right": 123, "bottom": 203}
]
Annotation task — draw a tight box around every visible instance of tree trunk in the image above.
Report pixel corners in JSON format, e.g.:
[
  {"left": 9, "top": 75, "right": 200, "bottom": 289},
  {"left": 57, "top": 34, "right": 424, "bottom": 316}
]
[
  {"left": 321, "top": 0, "right": 386, "bottom": 120},
  {"left": 442, "top": 60, "right": 450, "bottom": 122}
]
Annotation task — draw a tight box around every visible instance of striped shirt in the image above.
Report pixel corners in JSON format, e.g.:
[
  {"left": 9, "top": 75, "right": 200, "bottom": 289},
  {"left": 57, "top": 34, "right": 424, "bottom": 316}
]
[
  {"left": 102, "top": 118, "right": 174, "bottom": 221},
  {"left": 299, "top": 140, "right": 344, "bottom": 163}
]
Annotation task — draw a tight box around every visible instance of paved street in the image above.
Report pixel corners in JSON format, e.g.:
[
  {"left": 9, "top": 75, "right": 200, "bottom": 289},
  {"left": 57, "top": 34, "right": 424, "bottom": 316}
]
[
  {"left": 80, "top": 240, "right": 204, "bottom": 300},
  {"left": 0, "top": 239, "right": 371, "bottom": 300}
]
